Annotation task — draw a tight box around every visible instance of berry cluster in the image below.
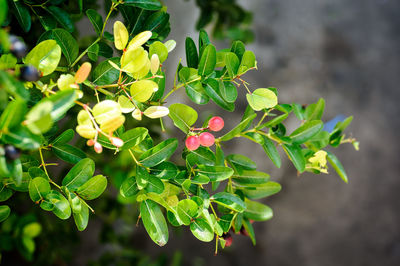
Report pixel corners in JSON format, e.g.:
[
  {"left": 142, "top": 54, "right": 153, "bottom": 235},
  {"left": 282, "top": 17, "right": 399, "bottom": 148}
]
[{"left": 185, "top": 116, "right": 224, "bottom": 151}]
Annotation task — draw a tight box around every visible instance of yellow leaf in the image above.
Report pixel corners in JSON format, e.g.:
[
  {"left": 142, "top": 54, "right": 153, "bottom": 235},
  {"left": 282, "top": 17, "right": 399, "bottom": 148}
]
[
  {"left": 130, "top": 80, "right": 158, "bottom": 102},
  {"left": 76, "top": 125, "right": 96, "bottom": 139},
  {"left": 127, "top": 31, "right": 152, "bottom": 52},
  {"left": 75, "top": 62, "right": 92, "bottom": 83},
  {"left": 113, "top": 21, "right": 129, "bottom": 50}
]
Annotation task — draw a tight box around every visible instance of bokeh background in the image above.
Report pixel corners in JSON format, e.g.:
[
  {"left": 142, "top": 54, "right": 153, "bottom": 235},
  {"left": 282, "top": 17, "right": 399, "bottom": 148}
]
[{"left": 139, "top": 0, "right": 399, "bottom": 265}]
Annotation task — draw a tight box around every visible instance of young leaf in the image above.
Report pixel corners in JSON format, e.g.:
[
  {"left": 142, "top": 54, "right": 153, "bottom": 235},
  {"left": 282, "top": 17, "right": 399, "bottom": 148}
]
[
  {"left": 140, "top": 199, "right": 169, "bottom": 246},
  {"left": 113, "top": 21, "right": 129, "bottom": 50},
  {"left": 198, "top": 44, "right": 216, "bottom": 76},
  {"left": 0, "top": 98, "right": 27, "bottom": 131},
  {"left": 149, "top": 41, "right": 168, "bottom": 63},
  {"left": 46, "top": 89, "right": 77, "bottom": 121},
  {"left": 238, "top": 50, "right": 256, "bottom": 75},
  {"left": 130, "top": 80, "right": 157, "bottom": 102},
  {"left": 62, "top": 158, "right": 95, "bottom": 190},
  {"left": 25, "top": 101, "right": 53, "bottom": 134},
  {"left": 244, "top": 199, "right": 273, "bottom": 221},
  {"left": 76, "top": 175, "right": 107, "bottom": 200},
  {"left": 211, "top": 192, "right": 246, "bottom": 212},
  {"left": 305, "top": 98, "right": 325, "bottom": 121},
  {"left": 139, "top": 138, "right": 178, "bottom": 167},
  {"left": 168, "top": 103, "right": 198, "bottom": 133},
  {"left": 24, "top": 40, "right": 61, "bottom": 76},
  {"left": 246, "top": 88, "right": 278, "bottom": 111}
]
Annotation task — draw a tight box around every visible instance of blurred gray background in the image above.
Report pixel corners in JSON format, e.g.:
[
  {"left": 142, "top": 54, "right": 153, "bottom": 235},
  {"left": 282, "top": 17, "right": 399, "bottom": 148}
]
[{"left": 137, "top": 0, "right": 400, "bottom": 265}]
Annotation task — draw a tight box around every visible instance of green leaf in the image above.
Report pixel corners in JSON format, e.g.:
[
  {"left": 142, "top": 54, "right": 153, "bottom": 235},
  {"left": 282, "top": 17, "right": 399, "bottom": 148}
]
[
  {"left": 185, "top": 37, "right": 199, "bottom": 68},
  {"left": 42, "top": 29, "right": 79, "bottom": 66},
  {"left": 168, "top": 103, "right": 198, "bottom": 133},
  {"left": 92, "top": 57, "right": 120, "bottom": 85},
  {"left": 203, "top": 79, "right": 235, "bottom": 111},
  {"left": 0, "top": 0, "right": 8, "bottom": 26},
  {"left": 240, "top": 181, "right": 281, "bottom": 199},
  {"left": 244, "top": 199, "right": 273, "bottom": 221},
  {"left": 282, "top": 144, "right": 306, "bottom": 172},
  {"left": 191, "top": 174, "right": 210, "bottom": 185},
  {"left": 246, "top": 88, "right": 278, "bottom": 111},
  {"left": 62, "top": 158, "right": 95, "bottom": 190},
  {"left": 198, "top": 44, "right": 216, "bottom": 76},
  {"left": 120, "top": 176, "right": 139, "bottom": 198},
  {"left": 121, "top": 127, "right": 148, "bottom": 150},
  {"left": 24, "top": 40, "right": 61, "bottom": 76},
  {"left": 0, "top": 205, "right": 10, "bottom": 222},
  {"left": 9, "top": 0, "right": 31, "bottom": 32},
  {"left": 218, "top": 214, "right": 234, "bottom": 233},
  {"left": 86, "top": 9, "right": 103, "bottom": 36},
  {"left": 220, "top": 113, "right": 257, "bottom": 141},
  {"left": 46, "top": 89, "right": 77, "bottom": 121},
  {"left": 259, "top": 113, "right": 289, "bottom": 129},
  {"left": 0, "top": 54, "right": 17, "bottom": 70},
  {"left": 145, "top": 175, "right": 164, "bottom": 194},
  {"left": 190, "top": 218, "right": 214, "bottom": 242},
  {"left": 28, "top": 177, "right": 51, "bottom": 202},
  {"left": 76, "top": 175, "right": 107, "bottom": 200},
  {"left": 68, "top": 192, "right": 82, "bottom": 214},
  {"left": 243, "top": 218, "right": 256, "bottom": 245},
  {"left": 238, "top": 50, "right": 256, "bottom": 75},
  {"left": 51, "top": 129, "right": 74, "bottom": 145},
  {"left": 196, "top": 165, "right": 234, "bottom": 182},
  {"left": 305, "top": 98, "right": 325, "bottom": 121},
  {"left": 225, "top": 52, "right": 239, "bottom": 78},
  {"left": 150, "top": 162, "right": 179, "bottom": 180},
  {"left": 140, "top": 199, "right": 169, "bottom": 246},
  {"left": 177, "top": 199, "right": 198, "bottom": 225},
  {"left": 0, "top": 98, "right": 27, "bottom": 131},
  {"left": 22, "top": 222, "right": 42, "bottom": 238},
  {"left": 37, "top": 14, "right": 57, "bottom": 31},
  {"left": 230, "top": 40, "right": 245, "bottom": 60},
  {"left": 73, "top": 199, "right": 89, "bottom": 231},
  {"left": 25, "top": 101, "right": 53, "bottom": 134},
  {"left": 226, "top": 154, "right": 257, "bottom": 171},
  {"left": 261, "top": 136, "right": 281, "bottom": 168},
  {"left": 211, "top": 192, "right": 246, "bottom": 212},
  {"left": 2, "top": 126, "right": 41, "bottom": 150},
  {"left": 232, "top": 169, "right": 270, "bottom": 187},
  {"left": 219, "top": 81, "right": 237, "bottom": 103},
  {"left": 185, "top": 81, "right": 209, "bottom": 105},
  {"left": 144, "top": 11, "right": 169, "bottom": 33},
  {"left": 290, "top": 120, "right": 323, "bottom": 144},
  {"left": 308, "top": 130, "right": 330, "bottom": 150},
  {"left": 0, "top": 71, "right": 29, "bottom": 99},
  {"left": 187, "top": 147, "right": 216, "bottom": 166},
  {"left": 139, "top": 138, "right": 178, "bottom": 167},
  {"left": 46, "top": 191, "right": 71, "bottom": 220},
  {"left": 124, "top": 0, "right": 162, "bottom": 10},
  {"left": 326, "top": 151, "right": 348, "bottom": 183},
  {"left": 149, "top": 41, "right": 168, "bottom": 63},
  {"left": 46, "top": 6, "right": 74, "bottom": 32},
  {"left": 0, "top": 184, "right": 13, "bottom": 202}
]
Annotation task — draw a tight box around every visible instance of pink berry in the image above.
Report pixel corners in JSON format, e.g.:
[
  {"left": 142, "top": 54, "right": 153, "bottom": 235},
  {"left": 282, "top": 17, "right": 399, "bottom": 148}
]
[
  {"left": 223, "top": 233, "right": 233, "bottom": 247},
  {"left": 199, "top": 132, "right": 215, "bottom": 147},
  {"left": 94, "top": 142, "right": 103, "bottom": 153},
  {"left": 185, "top": 135, "right": 200, "bottom": 151},
  {"left": 208, "top": 116, "right": 224, "bottom": 132},
  {"left": 111, "top": 137, "right": 124, "bottom": 148}
]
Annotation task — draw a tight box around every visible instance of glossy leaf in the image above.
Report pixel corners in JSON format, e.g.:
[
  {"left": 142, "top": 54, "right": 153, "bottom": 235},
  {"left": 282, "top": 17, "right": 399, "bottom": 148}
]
[
  {"left": 244, "top": 199, "right": 273, "bottom": 221},
  {"left": 92, "top": 57, "right": 120, "bottom": 85},
  {"left": 168, "top": 103, "right": 198, "bottom": 133},
  {"left": 240, "top": 181, "right": 282, "bottom": 199},
  {"left": 196, "top": 165, "right": 233, "bottom": 182},
  {"left": 190, "top": 218, "right": 214, "bottom": 242},
  {"left": 46, "top": 89, "right": 77, "bottom": 121},
  {"left": 130, "top": 80, "right": 157, "bottom": 102},
  {"left": 246, "top": 88, "right": 278, "bottom": 111},
  {"left": 238, "top": 50, "right": 256, "bottom": 75},
  {"left": 261, "top": 136, "right": 281, "bottom": 168},
  {"left": 9, "top": 0, "right": 31, "bottom": 32},
  {"left": 0, "top": 205, "right": 10, "bottom": 222},
  {"left": 140, "top": 199, "right": 169, "bottom": 246},
  {"left": 232, "top": 169, "right": 270, "bottom": 187},
  {"left": 51, "top": 129, "right": 74, "bottom": 145},
  {"left": 124, "top": 0, "right": 163, "bottom": 11},
  {"left": 290, "top": 120, "right": 323, "bottom": 144},
  {"left": 44, "top": 28, "right": 79, "bottom": 65},
  {"left": 73, "top": 199, "right": 89, "bottom": 231},
  {"left": 120, "top": 176, "right": 139, "bottom": 198},
  {"left": 198, "top": 44, "right": 216, "bottom": 76},
  {"left": 24, "top": 40, "right": 61, "bottom": 76},
  {"left": 226, "top": 154, "right": 257, "bottom": 171},
  {"left": 62, "top": 158, "right": 95, "bottom": 190},
  {"left": 211, "top": 192, "right": 246, "bottom": 212},
  {"left": 46, "top": 191, "right": 71, "bottom": 220},
  {"left": 282, "top": 144, "right": 306, "bottom": 173},
  {"left": 185, "top": 37, "right": 198, "bottom": 68},
  {"left": 28, "top": 177, "right": 51, "bottom": 202},
  {"left": 225, "top": 52, "right": 239, "bottom": 78},
  {"left": 121, "top": 127, "right": 148, "bottom": 150},
  {"left": 177, "top": 199, "right": 198, "bottom": 225},
  {"left": 139, "top": 138, "right": 178, "bottom": 167},
  {"left": 326, "top": 151, "right": 348, "bottom": 183},
  {"left": 203, "top": 79, "right": 234, "bottom": 111},
  {"left": 86, "top": 9, "right": 103, "bottom": 36},
  {"left": 220, "top": 113, "right": 257, "bottom": 141},
  {"left": 76, "top": 175, "right": 107, "bottom": 200},
  {"left": 145, "top": 175, "right": 164, "bottom": 194}
]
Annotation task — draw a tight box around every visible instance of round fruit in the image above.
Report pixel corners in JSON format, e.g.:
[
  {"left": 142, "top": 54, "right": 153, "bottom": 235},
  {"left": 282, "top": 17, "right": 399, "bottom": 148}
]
[
  {"left": 199, "top": 132, "right": 215, "bottom": 147},
  {"left": 111, "top": 137, "right": 124, "bottom": 148},
  {"left": 208, "top": 116, "right": 224, "bottom": 132},
  {"left": 223, "top": 233, "right": 233, "bottom": 247},
  {"left": 4, "top": 145, "right": 21, "bottom": 160},
  {"left": 87, "top": 139, "right": 95, "bottom": 146},
  {"left": 9, "top": 35, "right": 27, "bottom": 59},
  {"left": 94, "top": 142, "right": 103, "bottom": 153},
  {"left": 20, "top": 65, "right": 41, "bottom": 82},
  {"left": 185, "top": 135, "right": 200, "bottom": 151}
]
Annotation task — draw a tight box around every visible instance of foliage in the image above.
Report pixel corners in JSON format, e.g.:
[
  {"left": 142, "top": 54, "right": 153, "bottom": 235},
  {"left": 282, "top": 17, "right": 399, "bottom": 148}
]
[{"left": 0, "top": 0, "right": 358, "bottom": 262}]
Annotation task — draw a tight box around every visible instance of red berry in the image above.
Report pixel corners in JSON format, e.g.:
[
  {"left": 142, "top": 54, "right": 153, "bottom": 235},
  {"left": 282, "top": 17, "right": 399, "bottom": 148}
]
[
  {"left": 208, "top": 116, "right": 224, "bottom": 132},
  {"left": 223, "top": 233, "right": 233, "bottom": 247},
  {"left": 240, "top": 227, "right": 249, "bottom": 237},
  {"left": 199, "top": 132, "right": 215, "bottom": 147},
  {"left": 185, "top": 135, "right": 200, "bottom": 151},
  {"left": 87, "top": 139, "right": 95, "bottom": 146}
]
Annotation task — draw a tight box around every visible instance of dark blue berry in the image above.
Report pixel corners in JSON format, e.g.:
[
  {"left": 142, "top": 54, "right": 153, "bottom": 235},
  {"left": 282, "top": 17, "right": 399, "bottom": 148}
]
[
  {"left": 4, "top": 145, "right": 20, "bottom": 160},
  {"left": 9, "top": 35, "right": 27, "bottom": 59},
  {"left": 20, "top": 65, "right": 41, "bottom": 82}
]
